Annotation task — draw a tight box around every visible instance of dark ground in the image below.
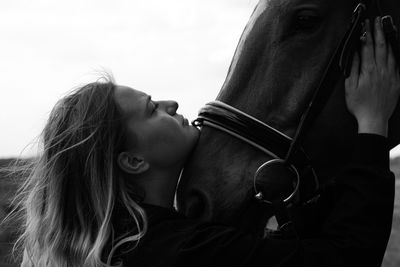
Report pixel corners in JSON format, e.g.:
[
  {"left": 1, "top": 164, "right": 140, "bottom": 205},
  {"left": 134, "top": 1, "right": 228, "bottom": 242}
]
[{"left": 1, "top": 158, "right": 399, "bottom": 267}]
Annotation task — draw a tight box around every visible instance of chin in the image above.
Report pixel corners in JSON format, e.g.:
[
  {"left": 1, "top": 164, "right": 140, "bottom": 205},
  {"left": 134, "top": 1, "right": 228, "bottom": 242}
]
[{"left": 190, "top": 132, "right": 200, "bottom": 149}]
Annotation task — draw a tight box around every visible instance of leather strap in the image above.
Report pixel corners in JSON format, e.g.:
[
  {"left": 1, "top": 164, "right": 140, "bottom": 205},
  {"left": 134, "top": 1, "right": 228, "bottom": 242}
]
[
  {"left": 194, "top": 101, "right": 311, "bottom": 168},
  {"left": 284, "top": 3, "right": 367, "bottom": 164}
]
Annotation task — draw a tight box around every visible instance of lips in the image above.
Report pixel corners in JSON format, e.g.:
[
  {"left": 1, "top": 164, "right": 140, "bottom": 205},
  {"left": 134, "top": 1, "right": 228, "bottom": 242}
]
[
  {"left": 178, "top": 115, "right": 186, "bottom": 126},
  {"left": 180, "top": 115, "right": 189, "bottom": 126},
  {"left": 176, "top": 114, "right": 189, "bottom": 126}
]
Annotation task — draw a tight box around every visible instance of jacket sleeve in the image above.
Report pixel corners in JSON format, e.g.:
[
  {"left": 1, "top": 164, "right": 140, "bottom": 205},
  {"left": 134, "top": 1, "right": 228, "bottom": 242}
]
[
  {"left": 305, "top": 133, "right": 395, "bottom": 266},
  {"left": 240, "top": 134, "right": 394, "bottom": 267},
  {"left": 176, "top": 134, "right": 395, "bottom": 267}
]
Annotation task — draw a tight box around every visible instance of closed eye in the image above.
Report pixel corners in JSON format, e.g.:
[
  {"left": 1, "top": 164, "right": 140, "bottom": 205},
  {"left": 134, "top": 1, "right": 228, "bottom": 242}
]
[
  {"left": 152, "top": 102, "right": 158, "bottom": 114},
  {"left": 292, "top": 9, "right": 323, "bottom": 35}
]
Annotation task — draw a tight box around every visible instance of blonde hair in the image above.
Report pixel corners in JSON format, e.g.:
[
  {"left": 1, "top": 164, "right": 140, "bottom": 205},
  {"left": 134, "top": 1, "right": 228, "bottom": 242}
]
[{"left": 10, "top": 76, "right": 147, "bottom": 266}]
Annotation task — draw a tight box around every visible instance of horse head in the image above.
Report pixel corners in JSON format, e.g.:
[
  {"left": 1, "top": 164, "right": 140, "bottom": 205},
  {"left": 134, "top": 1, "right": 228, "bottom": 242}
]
[{"left": 177, "top": 0, "right": 400, "bottom": 233}]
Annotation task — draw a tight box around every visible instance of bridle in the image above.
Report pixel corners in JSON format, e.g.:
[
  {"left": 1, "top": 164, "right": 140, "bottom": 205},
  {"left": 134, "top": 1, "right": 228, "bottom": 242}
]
[{"left": 192, "top": 0, "right": 398, "bottom": 229}]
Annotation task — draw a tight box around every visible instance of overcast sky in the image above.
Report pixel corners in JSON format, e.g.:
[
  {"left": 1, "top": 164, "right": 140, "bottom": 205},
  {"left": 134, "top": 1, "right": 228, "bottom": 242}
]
[
  {"left": 1, "top": 0, "right": 400, "bottom": 158},
  {"left": 0, "top": 0, "right": 258, "bottom": 157}
]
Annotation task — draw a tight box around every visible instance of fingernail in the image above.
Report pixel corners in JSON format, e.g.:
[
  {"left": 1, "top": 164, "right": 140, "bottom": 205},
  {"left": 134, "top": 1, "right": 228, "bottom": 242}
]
[
  {"left": 382, "top": 15, "right": 393, "bottom": 25},
  {"left": 382, "top": 15, "right": 395, "bottom": 33}
]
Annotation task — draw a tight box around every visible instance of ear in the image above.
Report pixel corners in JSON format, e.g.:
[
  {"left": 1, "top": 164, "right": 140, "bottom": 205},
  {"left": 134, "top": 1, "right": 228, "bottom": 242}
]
[{"left": 117, "top": 152, "right": 149, "bottom": 175}]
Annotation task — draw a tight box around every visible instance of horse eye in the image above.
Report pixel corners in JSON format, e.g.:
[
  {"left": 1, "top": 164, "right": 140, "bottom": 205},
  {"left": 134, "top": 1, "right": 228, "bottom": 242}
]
[{"left": 295, "top": 13, "right": 322, "bottom": 32}]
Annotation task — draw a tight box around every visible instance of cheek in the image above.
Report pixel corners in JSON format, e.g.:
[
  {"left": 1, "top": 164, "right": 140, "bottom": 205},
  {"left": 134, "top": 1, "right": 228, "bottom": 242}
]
[
  {"left": 146, "top": 135, "right": 187, "bottom": 167},
  {"left": 138, "top": 117, "right": 193, "bottom": 165},
  {"left": 154, "top": 120, "right": 183, "bottom": 144},
  {"left": 145, "top": 124, "right": 184, "bottom": 153},
  {"left": 123, "top": 125, "right": 139, "bottom": 150}
]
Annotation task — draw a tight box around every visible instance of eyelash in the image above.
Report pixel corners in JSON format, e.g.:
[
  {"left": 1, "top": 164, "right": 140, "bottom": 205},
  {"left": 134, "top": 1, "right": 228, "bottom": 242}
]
[{"left": 152, "top": 102, "right": 158, "bottom": 114}]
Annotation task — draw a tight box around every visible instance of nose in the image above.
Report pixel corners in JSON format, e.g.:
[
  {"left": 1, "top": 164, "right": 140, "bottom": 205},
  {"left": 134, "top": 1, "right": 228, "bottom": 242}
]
[{"left": 158, "top": 100, "right": 179, "bottom": 115}]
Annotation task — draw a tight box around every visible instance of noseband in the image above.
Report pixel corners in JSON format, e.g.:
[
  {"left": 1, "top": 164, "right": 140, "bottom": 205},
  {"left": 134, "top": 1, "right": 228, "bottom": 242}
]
[
  {"left": 193, "top": 0, "right": 398, "bottom": 227},
  {"left": 192, "top": 100, "right": 317, "bottom": 207}
]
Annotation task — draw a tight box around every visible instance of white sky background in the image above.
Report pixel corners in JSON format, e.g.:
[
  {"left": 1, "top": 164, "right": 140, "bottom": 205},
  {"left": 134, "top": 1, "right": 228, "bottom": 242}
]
[
  {"left": 1, "top": 0, "right": 400, "bottom": 158},
  {"left": 0, "top": 0, "right": 258, "bottom": 157}
]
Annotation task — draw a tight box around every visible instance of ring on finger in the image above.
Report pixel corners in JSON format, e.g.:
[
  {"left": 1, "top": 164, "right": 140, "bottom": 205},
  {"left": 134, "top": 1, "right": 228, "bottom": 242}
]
[{"left": 360, "top": 31, "right": 367, "bottom": 42}]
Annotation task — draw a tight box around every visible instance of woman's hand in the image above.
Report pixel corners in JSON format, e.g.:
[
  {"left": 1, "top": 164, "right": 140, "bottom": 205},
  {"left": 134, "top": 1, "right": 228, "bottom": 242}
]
[{"left": 345, "top": 17, "right": 400, "bottom": 137}]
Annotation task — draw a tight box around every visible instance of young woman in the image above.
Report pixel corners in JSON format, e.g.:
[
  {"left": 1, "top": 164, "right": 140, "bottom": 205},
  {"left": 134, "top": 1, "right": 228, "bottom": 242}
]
[{"left": 17, "top": 17, "right": 399, "bottom": 266}]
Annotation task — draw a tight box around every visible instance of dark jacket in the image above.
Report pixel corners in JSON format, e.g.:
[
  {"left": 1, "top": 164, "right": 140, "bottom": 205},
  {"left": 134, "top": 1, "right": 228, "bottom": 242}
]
[{"left": 113, "top": 134, "right": 394, "bottom": 267}]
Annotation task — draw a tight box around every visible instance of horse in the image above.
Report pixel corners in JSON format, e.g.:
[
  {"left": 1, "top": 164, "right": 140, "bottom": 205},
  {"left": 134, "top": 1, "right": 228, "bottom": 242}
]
[{"left": 176, "top": 0, "right": 400, "bottom": 235}]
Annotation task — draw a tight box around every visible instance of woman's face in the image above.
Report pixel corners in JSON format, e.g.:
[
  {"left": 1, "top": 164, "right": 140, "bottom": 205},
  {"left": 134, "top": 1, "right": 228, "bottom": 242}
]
[{"left": 114, "top": 85, "right": 200, "bottom": 169}]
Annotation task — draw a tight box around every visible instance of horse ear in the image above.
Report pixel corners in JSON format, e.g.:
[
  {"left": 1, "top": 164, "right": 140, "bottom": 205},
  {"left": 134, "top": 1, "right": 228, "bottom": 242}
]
[{"left": 117, "top": 152, "right": 149, "bottom": 175}]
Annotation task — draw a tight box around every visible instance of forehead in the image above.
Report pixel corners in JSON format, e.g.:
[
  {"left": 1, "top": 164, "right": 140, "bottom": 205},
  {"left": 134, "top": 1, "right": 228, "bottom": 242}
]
[
  {"left": 114, "top": 85, "right": 148, "bottom": 116},
  {"left": 226, "top": 0, "right": 336, "bottom": 82}
]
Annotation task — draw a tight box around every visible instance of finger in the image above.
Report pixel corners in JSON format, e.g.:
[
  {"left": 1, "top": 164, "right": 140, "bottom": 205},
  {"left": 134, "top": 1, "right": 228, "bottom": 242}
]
[
  {"left": 387, "top": 44, "right": 397, "bottom": 71},
  {"left": 361, "top": 19, "right": 375, "bottom": 74},
  {"left": 387, "top": 24, "right": 399, "bottom": 71},
  {"left": 347, "top": 53, "right": 360, "bottom": 89},
  {"left": 374, "top": 16, "right": 387, "bottom": 67}
]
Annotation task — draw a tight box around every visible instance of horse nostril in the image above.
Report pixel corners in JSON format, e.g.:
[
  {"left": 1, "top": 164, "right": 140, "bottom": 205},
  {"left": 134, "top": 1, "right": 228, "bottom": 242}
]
[{"left": 185, "top": 190, "right": 210, "bottom": 221}]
